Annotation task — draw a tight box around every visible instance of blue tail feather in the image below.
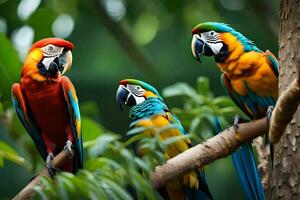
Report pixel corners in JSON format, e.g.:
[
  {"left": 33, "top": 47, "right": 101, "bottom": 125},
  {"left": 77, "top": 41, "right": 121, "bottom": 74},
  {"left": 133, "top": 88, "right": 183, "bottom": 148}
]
[
  {"left": 232, "top": 144, "right": 265, "bottom": 200},
  {"left": 213, "top": 117, "right": 265, "bottom": 200}
]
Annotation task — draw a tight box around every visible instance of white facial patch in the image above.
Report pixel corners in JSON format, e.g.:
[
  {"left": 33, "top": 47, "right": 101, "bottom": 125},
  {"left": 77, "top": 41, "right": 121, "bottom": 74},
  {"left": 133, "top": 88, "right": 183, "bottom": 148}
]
[
  {"left": 128, "top": 84, "right": 146, "bottom": 97},
  {"left": 127, "top": 84, "right": 146, "bottom": 105},
  {"left": 133, "top": 96, "right": 145, "bottom": 104},
  {"left": 207, "top": 42, "right": 223, "bottom": 55},
  {"left": 200, "top": 31, "right": 223, "bottom": 55},
  {"left": 41, "top": 56, "right": 58, "bottom": 70},
  {"left": 41, "top": 44, "right": 64, "bottom": 56}
]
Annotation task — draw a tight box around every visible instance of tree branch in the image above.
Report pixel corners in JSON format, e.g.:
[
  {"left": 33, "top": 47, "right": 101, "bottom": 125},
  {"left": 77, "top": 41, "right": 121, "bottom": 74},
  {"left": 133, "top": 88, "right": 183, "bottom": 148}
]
[
  {"left": 13, "top": 149, "right": 75, "bottom": 200},
  {"left": 151, "top": 117, "right": 269, "bottom": 189},
  {"left": 269, "top": 62, "right": 300, "bottom": 143}
]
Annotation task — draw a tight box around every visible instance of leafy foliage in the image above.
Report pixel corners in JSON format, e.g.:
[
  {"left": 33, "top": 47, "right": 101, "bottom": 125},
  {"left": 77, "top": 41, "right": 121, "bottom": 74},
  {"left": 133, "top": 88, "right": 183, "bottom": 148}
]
[
  {"left": 0, "top": 33, "right": 21, "bottom": 105},
  {"left": 163, "top": 76, "right": 241, "bottom": 140},
  {"left": 32, "top": 77, "right": 239, "bottom": 200},
  {"left": 0, "top": 140, "right": 25, "bottom": 167},
  {"left": 35, "top": 132, "right": 163, "bottom": 200}
]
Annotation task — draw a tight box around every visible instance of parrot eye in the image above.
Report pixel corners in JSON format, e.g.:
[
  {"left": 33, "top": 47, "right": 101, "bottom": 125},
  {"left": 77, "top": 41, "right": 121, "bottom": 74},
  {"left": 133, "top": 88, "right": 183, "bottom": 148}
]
[
  {"left": 128, "top": 84, "right": 145, "bottom": 96},
  {"left": 42, "top": 44, "right": 63, "bottom": 56},
  {"left": 48, "top": 45, "right": 54, "bottom": 51},
  {"left": 209, "top": 31, "right": 215, "bottom": 36}
]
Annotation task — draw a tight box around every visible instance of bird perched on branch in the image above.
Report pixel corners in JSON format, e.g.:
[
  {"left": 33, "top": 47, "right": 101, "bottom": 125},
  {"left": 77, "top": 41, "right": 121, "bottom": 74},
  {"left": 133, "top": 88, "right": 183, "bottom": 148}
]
[
  {"left": 11, "top": 38, "right": 83, "bottom": 175},
  {"left": 116, "top": 79, "right": 213, "bottom": 200},
  {"left": 191, "top": 22, "right": 278, "bottom": 200}
]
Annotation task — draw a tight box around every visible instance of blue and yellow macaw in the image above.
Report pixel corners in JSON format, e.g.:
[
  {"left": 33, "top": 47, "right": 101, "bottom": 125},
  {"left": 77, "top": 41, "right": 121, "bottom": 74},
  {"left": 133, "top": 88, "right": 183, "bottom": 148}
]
[
  {"left": 116, "top": 79, "right": 213, "bottom": 200},
  {"left": 191, "top": 22, "right": 278, "bottom": 200},
  {"left": 11, "top": 38, "right": 83, "bottom": 175}
]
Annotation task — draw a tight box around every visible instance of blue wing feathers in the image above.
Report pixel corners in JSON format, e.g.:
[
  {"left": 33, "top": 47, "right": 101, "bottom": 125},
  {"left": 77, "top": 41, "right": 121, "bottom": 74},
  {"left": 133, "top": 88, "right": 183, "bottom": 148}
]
[
  {"left": 11, "top": 87, "right": 47, "bottom": 160},
  {"left": 67, "top": 90, "right": 83, "bottom": 169},
  {"left": 130, "top": 97, "right": 213, "bottom": 200}
]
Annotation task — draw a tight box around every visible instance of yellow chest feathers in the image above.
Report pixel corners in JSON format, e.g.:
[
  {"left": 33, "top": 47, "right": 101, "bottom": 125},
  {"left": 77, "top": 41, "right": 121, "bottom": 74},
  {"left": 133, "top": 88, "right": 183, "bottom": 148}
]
[
  {"left": 219, "top": 52, "right": 278, "bottom": 97},
  {"left": 217, "top": 33, "right": 278, "bottom": 97}
]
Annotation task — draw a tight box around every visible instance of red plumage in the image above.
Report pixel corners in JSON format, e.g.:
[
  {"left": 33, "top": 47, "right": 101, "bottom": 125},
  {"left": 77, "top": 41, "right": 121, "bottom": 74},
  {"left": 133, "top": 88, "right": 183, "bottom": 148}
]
[
  {"left": 12, "top": 38, "right": 82, "bottom": 173},
  {"left": 20, "top": 76, "right": 74, "bottom": 171}
]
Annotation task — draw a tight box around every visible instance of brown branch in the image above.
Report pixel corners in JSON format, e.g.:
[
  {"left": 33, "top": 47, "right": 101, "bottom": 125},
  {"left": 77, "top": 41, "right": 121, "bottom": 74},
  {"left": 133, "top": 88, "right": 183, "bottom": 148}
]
[
  {"left": 12, "top": 149, "right": 75, "bottom": 200},
  {"left": 151, "top": 117, "right": 269, "bottom": 189},
  {"left": 91, "top": 0, "right": 157, "bottom": 76},
  {"left": 269, "top": 77, "right": 300, "bottom": 143}
]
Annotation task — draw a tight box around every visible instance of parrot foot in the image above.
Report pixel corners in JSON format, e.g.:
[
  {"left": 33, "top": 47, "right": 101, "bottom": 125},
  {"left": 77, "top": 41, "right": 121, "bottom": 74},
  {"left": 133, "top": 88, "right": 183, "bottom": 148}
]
[
  {"left": 46, "top": 153, "right": 58, "bottom": 177},
  {"left": 267, "top": 106, "right": 274, "bottom": 126},
  {"left": 64, "top": 140, "right": 73, "bottom": 159},
  {"left": 232, "top": 114, "right": 249, "bottom": 133}
]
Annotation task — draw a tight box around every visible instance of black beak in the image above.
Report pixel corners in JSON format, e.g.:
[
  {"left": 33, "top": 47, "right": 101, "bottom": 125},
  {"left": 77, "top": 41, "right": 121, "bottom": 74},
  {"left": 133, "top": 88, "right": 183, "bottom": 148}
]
[
  {"left": 39, "top": 49, "right": 72, "bottom": 77},
  {"left": 56, "top": 49, "right": 70, "bottom": 74},
  {"left": 116, "top": 85, "right": 138, "bottom": 111},
  {"left": 191, "top": 35, "right": 215, "bottom": 63},
  {"left": 116, "top": 85, "right": 128, "bottom": 111}
]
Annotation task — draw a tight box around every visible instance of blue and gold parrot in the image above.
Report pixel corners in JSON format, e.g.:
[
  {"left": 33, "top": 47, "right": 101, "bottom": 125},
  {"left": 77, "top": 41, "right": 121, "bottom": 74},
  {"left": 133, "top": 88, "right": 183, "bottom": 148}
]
[
  {"left": 191, "top": 22, "right": 279, "bottom": 200},
  {"left": 116, "top": 79, "right": 213, "bottom": 200},
  {"left": 11, "top": 38, "right": 83, "bottom": 175}
]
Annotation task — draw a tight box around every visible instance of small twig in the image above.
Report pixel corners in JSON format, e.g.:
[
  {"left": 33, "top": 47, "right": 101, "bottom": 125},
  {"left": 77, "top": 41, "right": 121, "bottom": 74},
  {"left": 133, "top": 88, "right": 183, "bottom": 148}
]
[
  {"left": 269, "top": 78, "right": 300, "bottom": 143},
  {"left": 151, "top": 117, "right": 268, "bottom": 189},
  {"left": 13, "top": 149, "right": 75, "bottom": 200}
]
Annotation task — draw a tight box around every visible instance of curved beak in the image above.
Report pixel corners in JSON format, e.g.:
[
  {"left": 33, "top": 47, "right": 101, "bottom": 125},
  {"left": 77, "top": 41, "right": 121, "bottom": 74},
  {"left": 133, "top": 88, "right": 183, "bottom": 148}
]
[
  {"left": 116, "top": 85, "right": 129, "bottom": 111},
  {"left": 116, "top": 85, "right": 139, "bottom": 111},
  {"left": 191, "top": 34, "right": 215, "bottom": 63},
  {"left": 41, "top": 49, "right": 73, "bottom": 76},
  {"left": 58, "top": 49, "right": 72, "bottom": 75}
]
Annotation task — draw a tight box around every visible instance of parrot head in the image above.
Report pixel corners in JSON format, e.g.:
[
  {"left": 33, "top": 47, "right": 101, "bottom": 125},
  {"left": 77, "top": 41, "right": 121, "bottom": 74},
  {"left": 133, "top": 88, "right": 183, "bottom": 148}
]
[
  {"left": 116, "top": 79, "right": 162, "bottom": 111},
  {"left": 22, "top": 38, "right": 74, "bottom": 80},
  {"left": 191, "top": 22, "right": 258, "bottom": 63}
]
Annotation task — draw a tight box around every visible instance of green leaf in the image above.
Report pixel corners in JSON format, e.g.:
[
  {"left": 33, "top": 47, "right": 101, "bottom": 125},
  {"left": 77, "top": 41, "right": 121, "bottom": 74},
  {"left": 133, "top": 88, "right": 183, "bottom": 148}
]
[
  {"left": 0, "top": 33, "right": 22, "bottom": 104},
  {"left": 0, "top": 140, "right": 25, "bottom": 167},
  {"left": 213, "top": 96, "right": 236, "bottom": 107},
  {"left": 123, "top": 133, "right": 145, "bottom": 147},
  {"left": 126, "top": 126, "right": 147, "bottom": 136},
  {"left": 196, "top": 76, "right": 212, "bottom": 96},
  {"left": 0, "top": 102, "right": 3, "bottom": 115},
  {"left": 161, "top": 134, "right": 191, "bottom": 147},
  {"left": 80, "top": 101, "right": 100, "bottom": 119},
  {"left": 82, "top": 117, "right": 104, "bottom": 141},
  {"left": 162, "top": 82, "right": 197, "bottom": 99},
  {"left": 102, "top": 178, "right": 133, "bottom": 200},
  {"left": 88, "top": 134, "right": 120, "bottom": 157}
]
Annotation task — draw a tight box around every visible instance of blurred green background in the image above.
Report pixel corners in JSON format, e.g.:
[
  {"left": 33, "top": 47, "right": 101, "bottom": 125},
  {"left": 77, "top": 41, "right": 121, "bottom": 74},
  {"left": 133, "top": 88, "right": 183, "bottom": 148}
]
[{"left": 0, "top": 0, "right": 279, "bottom": 199}]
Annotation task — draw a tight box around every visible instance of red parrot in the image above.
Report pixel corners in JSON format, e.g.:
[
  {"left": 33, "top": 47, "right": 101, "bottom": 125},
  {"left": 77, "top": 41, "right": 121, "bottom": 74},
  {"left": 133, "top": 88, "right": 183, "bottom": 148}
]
[{"left": 11, "top": 38, "right": 83, "bottom": 175}]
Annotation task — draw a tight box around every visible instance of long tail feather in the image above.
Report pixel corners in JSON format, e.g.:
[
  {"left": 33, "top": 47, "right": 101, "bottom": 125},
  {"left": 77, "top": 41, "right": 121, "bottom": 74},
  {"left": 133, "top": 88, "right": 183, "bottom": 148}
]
[
  {"left": 213, "top": 117, "right": 265, "bottom": 200},
  {"left": 232, "top": 144, "right": 265, "bottom": 200}
]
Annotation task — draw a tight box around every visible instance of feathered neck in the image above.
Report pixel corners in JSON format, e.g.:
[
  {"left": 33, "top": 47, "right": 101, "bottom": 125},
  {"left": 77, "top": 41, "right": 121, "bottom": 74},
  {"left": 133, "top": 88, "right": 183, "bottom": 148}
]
[{"left": 129, "top": 98, "right": 168, "bottom": 122}]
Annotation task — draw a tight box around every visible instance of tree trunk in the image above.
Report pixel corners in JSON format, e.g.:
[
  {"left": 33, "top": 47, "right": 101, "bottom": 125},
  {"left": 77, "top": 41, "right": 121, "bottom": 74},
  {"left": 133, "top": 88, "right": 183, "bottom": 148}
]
[{"left": 269, "top": 0, "right": 300, "bottom": 199}]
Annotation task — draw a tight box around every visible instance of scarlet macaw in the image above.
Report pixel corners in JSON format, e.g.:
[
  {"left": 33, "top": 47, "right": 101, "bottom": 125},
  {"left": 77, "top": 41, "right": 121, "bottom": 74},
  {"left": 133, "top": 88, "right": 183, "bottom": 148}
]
[
  {"left": 191, "top": 22, "right": 278, "bottom": 200},
  {"left": 11, "top": 38, "right": 83, "bottom": 175},
  {"left": 116, "top": 79, "right": 213, "bottom": 200}
]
